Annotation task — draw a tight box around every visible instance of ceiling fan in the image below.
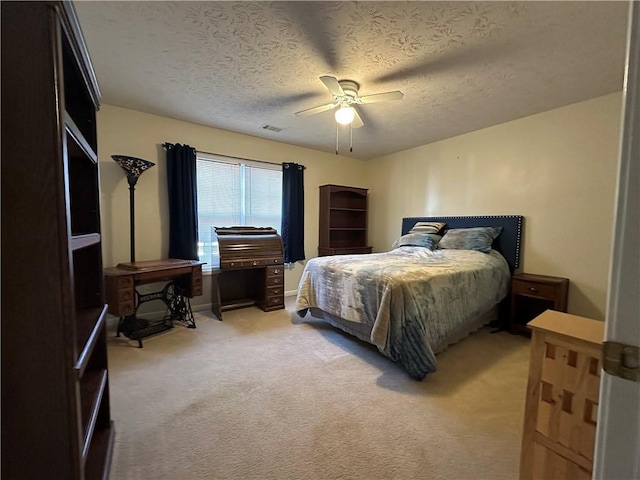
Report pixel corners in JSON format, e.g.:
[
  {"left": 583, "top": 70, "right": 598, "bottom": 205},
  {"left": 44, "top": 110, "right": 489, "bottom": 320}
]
[{"left": 295, "top": 75, "right": 404, "bottom": 128}]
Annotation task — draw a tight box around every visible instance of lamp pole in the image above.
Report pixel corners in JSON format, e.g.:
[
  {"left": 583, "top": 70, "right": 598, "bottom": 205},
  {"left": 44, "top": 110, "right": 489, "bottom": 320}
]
[{"left": 127, "top": 176, "right": 137, "bottom": 263}]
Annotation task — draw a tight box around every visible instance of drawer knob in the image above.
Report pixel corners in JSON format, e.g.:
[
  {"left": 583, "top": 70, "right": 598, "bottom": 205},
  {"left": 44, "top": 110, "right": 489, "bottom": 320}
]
[
  {"left": 252, "top": 261, "right": 258, "bottom": 266},
  {"left": 529, "top": 287, "right": 538, "bottom": 292}
]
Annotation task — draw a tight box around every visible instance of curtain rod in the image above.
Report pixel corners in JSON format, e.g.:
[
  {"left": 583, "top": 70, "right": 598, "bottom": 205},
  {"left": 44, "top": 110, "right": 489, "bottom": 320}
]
[{"left": 162, "top": 143, "right": 305, "bottom": 169}]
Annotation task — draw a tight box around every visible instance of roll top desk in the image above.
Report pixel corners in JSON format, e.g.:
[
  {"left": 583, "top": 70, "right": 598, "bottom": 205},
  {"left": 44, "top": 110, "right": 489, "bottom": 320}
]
[{"left": 211, "top": 227, "right": 285, "bottom": 319}]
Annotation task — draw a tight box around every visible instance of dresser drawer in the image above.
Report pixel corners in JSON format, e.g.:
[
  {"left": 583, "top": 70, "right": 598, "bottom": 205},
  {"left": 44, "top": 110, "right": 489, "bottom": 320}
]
[{"left": 512, "top": 280, "right": 557, "bottom": 299}]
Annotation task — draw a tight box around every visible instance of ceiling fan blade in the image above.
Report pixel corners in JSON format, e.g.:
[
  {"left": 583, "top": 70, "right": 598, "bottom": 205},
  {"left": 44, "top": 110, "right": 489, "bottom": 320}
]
[
  {"left": 320, "top": 76, "right": 344, "bottom": 97},
  {"left": 351, "top": 107, "right": 364, "bottom": 129},
  {"left": 359, "top": 91, "right": 404, "bottom": 104},
  {"left": 295, "top": 102, "right": 336, "bottom": 117}
]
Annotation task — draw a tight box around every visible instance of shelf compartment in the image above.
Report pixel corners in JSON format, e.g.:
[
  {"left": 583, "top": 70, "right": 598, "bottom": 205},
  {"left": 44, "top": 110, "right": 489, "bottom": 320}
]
[
  {"left": 79, "top": 367, "right": 108, "bottom": 462},
  {"left": 66, "top": 132, "right": 100, "bottom": 236},
  {"left": 84, "top": 421, "right": 115, "bottom": 480},
  {"left": 65, "top": 112, "right": 97, "bottom": 163},
  {"left": 329, "top": 207, "right": 366, "bottom": 212},
  {"left": 61, "top": 31, "right": 97, "bottom": 152},
  {"left": 329, "top": 229, "right": 366, "bottom": 248},
  {"left": 71, "top": 233, "right": 101, "bottom": 251},
  {"left": 74, "top": 304, "right": 108, "bottom": 376},
  {"left": 329, "top": 191, "right": 367, "bottom": 210},
  {"left": 73, "top": 243, "right": 103, "bottom": 309},
  {"left": 328, "top": 209, "right": 366, "bottom": 229}
]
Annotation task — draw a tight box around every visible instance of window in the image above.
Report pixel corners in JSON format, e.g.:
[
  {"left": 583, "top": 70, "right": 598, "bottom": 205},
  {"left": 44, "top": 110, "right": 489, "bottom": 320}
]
[{"left": 196, "top": 153, "right": 282, "bottom": 270}]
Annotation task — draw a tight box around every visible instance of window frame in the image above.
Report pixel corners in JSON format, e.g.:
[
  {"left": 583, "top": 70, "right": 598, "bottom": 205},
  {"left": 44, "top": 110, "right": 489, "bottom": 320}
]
[{"left": 195, "top": 152, "right": 283, "bottom": 272}]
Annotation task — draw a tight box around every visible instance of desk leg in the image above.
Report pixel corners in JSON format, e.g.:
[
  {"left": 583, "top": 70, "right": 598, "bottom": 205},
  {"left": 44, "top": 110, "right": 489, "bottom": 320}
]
[
  {"left": 116, "top": 315, "right": 146, "bottom": 348},
  {"left": 210, "top": 269, "right": 223, "bottom": 321}
]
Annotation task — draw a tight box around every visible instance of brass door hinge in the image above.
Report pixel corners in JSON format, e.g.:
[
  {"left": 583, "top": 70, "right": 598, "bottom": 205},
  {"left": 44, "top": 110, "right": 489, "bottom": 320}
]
[{"left": 602, "top": 341, "right": 639, "bottom": 382}]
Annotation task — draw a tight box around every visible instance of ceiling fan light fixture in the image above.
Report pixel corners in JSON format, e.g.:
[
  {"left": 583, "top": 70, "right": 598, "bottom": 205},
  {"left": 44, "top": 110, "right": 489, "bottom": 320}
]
[{"left": 335, "top": 106, "right": 355, "bottom": 125}]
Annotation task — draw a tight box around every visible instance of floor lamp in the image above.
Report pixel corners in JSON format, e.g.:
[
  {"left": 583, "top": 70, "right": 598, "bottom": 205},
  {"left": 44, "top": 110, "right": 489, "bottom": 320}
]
[{"left": 111, "top": 155, "right": 155, "bottom": 264}]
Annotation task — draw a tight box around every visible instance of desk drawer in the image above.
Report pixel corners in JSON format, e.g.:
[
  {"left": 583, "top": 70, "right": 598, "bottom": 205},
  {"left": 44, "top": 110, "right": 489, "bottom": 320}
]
[
  {"left": 266, "top": 275, "right": 283, "bottom": 286},
  {"left": 191, "top": 267, "right": 202, "bottom": 296},
  {"left": 118, "top": 276, "right": 134, "bottom": 288},
  {"left": 118, "top": 288, "right": 134, "bottom": 302},
  {"left": 265, "top": 295, "right": 284, "bottom": 309},
  {"left": 220, "top": 259, "right": 267, "bottom": 269},
  {"left": 116, "top": 301, "right": 135, "bottom": 316},
  {"left": 266, "top": 265, "right": 284, "bottom": 276},
  {"left": 267, "top": 286, "right": 283, "bottom": 297},
  {"left": 221, "top": 258, "right": 283, "bottom": 270}
]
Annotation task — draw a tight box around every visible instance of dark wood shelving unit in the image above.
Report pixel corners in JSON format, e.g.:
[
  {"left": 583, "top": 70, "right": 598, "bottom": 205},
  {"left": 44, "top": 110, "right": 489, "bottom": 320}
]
[
  {"left": 318, "top": 184, "right": 373, "bottom": 256},
  {"left": 1, "top": 2, "right": 114, "bottom": 478}
]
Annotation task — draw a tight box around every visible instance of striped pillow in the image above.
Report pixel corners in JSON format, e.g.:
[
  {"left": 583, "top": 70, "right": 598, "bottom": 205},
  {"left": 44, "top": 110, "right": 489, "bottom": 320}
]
[
  {"left": 408, "top": 221, "right": 446, "bottom": 235},
  {"left": 392, "top": 233, "right": 442, "bottom": 250}
]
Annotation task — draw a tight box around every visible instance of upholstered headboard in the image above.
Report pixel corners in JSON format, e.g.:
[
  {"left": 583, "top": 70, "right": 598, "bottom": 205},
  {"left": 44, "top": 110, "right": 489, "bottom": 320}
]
[{"left": 401, "top": 215, "right": 524, "bottom": 272}]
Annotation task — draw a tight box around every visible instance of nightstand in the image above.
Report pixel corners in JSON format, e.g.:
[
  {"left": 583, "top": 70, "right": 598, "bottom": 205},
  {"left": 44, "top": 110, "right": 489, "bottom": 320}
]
[{"left": 509, "top": 273, "right": 569, "bottom": 335}]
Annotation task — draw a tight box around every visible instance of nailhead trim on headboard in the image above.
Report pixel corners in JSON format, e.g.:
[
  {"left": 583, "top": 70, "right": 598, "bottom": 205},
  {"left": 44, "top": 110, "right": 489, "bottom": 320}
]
[{"left": 401, "top": 215, "right": 524, "bottom": 272}]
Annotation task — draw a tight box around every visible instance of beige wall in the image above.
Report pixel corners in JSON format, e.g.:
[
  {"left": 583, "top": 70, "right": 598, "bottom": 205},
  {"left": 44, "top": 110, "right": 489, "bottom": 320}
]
[
  {"left": 97, "top": 105, "right": 368, "bottom": 309},
  {"left": 367, "top": 93, "right": 623, "bottom": 320},
  {"left": 99, "top": 93, "right": 622, "bottom": 320}
]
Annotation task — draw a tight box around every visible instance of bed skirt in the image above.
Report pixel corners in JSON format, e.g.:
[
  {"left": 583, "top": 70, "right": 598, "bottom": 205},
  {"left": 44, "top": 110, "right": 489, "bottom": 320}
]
[{"left": 304, "top": 305, "right": 499, "bottom": 358}]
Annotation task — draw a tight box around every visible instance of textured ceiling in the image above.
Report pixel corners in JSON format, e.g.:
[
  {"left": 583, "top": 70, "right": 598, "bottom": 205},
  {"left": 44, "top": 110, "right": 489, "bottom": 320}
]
[{"left": 75, "top": 1, "right": 629, "bottom": 160}]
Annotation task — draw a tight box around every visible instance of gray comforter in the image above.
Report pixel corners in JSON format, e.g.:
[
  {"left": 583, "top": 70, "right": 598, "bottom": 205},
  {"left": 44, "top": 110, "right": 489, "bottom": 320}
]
[{"left": 296, "top": 247, "right": 511, "bottom": 379}]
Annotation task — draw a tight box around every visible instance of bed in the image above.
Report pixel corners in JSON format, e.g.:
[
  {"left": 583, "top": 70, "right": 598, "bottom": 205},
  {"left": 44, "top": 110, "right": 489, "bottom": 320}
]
[{"left": 295, "top": 215, "right": 524, "bottom": 379}]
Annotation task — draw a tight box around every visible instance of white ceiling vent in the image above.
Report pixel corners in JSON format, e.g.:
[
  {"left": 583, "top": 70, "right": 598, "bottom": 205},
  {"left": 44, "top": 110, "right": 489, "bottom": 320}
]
[{"left": 261, "top": 124, "right": 283, "bottom": 133}]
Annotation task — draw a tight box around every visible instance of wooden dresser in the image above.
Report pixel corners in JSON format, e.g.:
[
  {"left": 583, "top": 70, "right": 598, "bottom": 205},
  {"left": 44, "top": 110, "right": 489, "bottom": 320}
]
[
  {"left": 520, "top": 310, "right": 604, "bottom": 480},
  {"left": 211, "top": 227, "right": 285, "bottom": 319}
]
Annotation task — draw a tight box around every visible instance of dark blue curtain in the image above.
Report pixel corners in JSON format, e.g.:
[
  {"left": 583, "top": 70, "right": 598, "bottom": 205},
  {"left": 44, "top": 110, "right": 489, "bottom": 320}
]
[
  {"left": 166, "top": 143, "right": 199, "bottom": 260},
  {"left": 281, "top": 162, "right": 305, "bottom": 264}
]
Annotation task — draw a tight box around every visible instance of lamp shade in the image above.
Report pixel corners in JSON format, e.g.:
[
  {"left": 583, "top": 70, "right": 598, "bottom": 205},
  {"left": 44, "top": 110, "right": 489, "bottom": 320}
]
[
  {"left": 111, "top": 155, "right": 155, "bottom": 183},
  {"left": 335, "top": 106, "right": 355, "bottom": 125}
]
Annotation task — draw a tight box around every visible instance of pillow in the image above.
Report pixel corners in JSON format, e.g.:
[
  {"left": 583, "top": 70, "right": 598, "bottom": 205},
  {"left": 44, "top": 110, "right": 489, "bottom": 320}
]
[
  {"left": 392, "top": 233, "right": 442, "bottom": 250},
  {"left": 408, "top": 221, "right": 446, "bottom": 235},
  {"left": 438, "top": 227, "right": 503, "bottom": 253}
]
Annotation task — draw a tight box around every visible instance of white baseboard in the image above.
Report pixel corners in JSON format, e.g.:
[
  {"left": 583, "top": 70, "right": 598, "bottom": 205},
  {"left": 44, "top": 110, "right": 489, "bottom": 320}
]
[{"left": 285, "top": 290, "right": 297, "bottom": 298}]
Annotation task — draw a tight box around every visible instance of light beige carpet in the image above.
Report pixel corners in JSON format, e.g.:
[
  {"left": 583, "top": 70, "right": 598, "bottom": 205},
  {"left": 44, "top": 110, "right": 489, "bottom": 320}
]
[{"left": 106, "top": 298, "right": 531, "bottom": 480}]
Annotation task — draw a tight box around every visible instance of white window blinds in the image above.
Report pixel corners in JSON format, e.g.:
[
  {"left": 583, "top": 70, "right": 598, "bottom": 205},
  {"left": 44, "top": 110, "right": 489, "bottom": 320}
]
[{"left": 196, "top": 153, "right": 282, "bottom": 269}]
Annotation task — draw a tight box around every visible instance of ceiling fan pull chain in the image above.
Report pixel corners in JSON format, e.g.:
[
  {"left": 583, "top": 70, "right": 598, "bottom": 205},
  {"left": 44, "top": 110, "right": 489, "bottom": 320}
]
[
  {"left": 350, "top": 124, "right": 353, "bottom": 152},
  {"left": 335, "top": 123, "right": 339, "bottom": 155}
]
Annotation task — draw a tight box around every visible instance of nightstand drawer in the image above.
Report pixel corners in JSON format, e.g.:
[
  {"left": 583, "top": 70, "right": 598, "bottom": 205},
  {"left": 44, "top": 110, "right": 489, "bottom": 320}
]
[{"left": 512, "top": 280, "right": 556, "bottom": 298}]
